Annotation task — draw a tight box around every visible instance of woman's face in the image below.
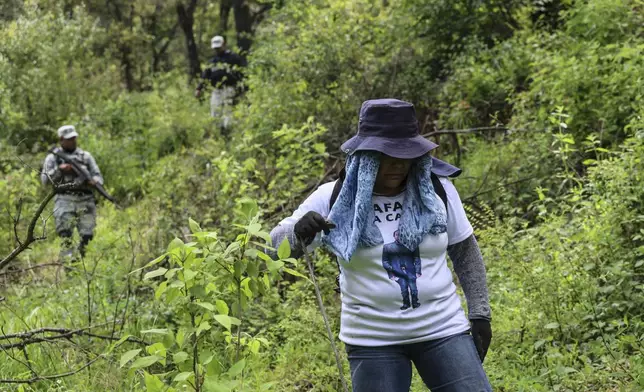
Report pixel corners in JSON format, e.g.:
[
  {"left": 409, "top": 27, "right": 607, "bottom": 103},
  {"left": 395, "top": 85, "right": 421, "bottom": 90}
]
[{"left": 375, "top": 154, "right": 413, "bottom": 190}]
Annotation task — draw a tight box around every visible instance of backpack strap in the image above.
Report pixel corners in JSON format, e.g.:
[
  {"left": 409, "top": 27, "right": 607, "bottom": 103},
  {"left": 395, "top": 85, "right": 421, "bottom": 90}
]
[
  {"left": 431, "top": 172, "right": 448, "bottom": 209},
  {"left": 329, "top": 167, "right": 346, "bottom": 210}
]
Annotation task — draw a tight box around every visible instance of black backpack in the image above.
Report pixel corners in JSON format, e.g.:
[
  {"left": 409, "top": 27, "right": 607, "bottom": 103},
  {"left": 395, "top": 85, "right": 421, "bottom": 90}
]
[{"left": 327, "top": 157, "right": 462, "bottom": 292}]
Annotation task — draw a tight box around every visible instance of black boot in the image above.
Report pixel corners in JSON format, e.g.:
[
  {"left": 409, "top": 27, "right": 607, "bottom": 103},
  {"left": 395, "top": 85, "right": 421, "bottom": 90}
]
[
  {"left": 78, "top": 234, "right": 93, "bottom": 258},
  {"left": 400, "top": 292, "right": 411, "bottom": 310},
  {"left": 412, "top": 292, "right": 421, "bottom": 309},
  {"left": 59, "top": 232, "right": 74, "bottom": 262}
]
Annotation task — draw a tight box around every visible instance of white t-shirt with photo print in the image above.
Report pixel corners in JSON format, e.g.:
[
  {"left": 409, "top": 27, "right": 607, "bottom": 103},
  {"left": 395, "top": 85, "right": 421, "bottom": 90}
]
[{"left": 276, "top": 177, "right": 474, "bottom": 346}]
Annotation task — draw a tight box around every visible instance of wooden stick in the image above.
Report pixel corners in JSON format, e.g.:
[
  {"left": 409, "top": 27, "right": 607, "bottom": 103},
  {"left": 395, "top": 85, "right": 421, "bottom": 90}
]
[{"left": 299, "top": 242, "right": 349, "bottom": 392}]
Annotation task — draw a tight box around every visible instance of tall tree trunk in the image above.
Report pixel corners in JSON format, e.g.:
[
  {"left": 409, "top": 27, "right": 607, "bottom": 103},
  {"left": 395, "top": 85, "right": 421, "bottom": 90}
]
[
  {"left": 120, "top": 45, "right": 135, "bottom": 91},
  {"left": 220, "top": 0, "right": 233, "bottom": 33},
  {"left": 107, "top": 0, "right": 136, "bottom": 91},
  {"left": 177, "top": 0, "right": 201, "bottom": 81},
  {"left": 233, "top": 0, "right": 253, "bottom": 53}
]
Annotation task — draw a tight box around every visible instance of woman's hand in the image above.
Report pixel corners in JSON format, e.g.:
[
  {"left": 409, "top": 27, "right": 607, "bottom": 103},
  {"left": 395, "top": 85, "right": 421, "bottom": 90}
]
[
  {"left": 471, "top": 319, "right": 492, "bottom": 363},
  {"left": 294, "top": 211, "right": 335, "bottom": 245}
]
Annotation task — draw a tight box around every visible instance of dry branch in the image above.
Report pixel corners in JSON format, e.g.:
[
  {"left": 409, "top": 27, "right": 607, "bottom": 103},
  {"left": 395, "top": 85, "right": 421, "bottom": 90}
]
[
  {"left": 0, "top": 326, "right": 148, "bottom": 350},
  {"left": 422, "top": 126, "right": 511, "bottom": 137},
  {"left": 0, "top": 263, "right": 66, "bottom": 277},
  {"left": 462, "top": 176, "right": 537, "bottom": 202},
  {"left": 0, "top": 353, "right": 104, "bottom": 384},
  {"left": 0, "top": 184, "right": 74, "bottom": 271},
  {"left": 0, "top": 320, "right": 149, "bottom": 385}
]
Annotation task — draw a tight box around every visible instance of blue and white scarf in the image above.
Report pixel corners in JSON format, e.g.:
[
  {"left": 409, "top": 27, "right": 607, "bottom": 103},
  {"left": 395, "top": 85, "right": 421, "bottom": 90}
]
[{"left": 322, "top": 152, "right": 447, "bottom": 261}]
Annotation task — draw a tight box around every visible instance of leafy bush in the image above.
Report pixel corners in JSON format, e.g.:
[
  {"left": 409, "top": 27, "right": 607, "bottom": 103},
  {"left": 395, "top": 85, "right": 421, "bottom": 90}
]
[
  {"left": 0, "top": 5, "right": 119, "bottom": 149},
  {"left": 482, "top": 134, "right": 644, "bottom": 391}
]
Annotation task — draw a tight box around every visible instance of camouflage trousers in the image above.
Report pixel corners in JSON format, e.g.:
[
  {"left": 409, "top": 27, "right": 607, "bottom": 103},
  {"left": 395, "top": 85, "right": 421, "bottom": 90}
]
[
  {"left": 210, "top": 86, "right": 236, "bottom": 129},
  {"left": 53, "top": 194, "right": 96, "bottom": 237}
]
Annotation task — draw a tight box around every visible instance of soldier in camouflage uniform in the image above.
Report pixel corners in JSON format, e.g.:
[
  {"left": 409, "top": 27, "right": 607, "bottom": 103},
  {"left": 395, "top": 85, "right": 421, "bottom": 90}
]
[{"left": 41, "top": 125, "right": 104, "bottom": 260}]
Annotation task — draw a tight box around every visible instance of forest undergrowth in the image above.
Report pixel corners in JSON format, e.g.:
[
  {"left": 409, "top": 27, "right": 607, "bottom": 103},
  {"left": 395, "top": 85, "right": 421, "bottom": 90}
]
[{"left": 1, "top": 0, "right": 643, "bottom": 391}]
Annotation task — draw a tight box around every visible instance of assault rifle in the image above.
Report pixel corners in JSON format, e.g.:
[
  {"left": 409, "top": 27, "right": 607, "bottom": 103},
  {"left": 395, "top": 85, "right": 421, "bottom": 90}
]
[{"left": 49, "top": 148, "right": 119, "bottom": 206}]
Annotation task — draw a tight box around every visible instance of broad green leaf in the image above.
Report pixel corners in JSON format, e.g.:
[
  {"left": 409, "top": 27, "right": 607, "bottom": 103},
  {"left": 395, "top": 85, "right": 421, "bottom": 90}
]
[
  {"left": 227, "top": 358, "right": 246, "bottom": 378},
  {"left": 214, "top": 314, "right": 232, "bottom": 330},
  {"left": 189, "top": 218, "right": 202, "bottom": 233},
  {"left": 237, "top": 198, "right": 259, "bottom": 220},
  {"left": 174, "top": 371, "right": 194, "bottom": 382},
  {"left": 162, "top": 331, "right": 176, "bottom": 350},
  {"left": 155, "top": 281, "right": 168, "bottom": 299},
  {"left": 241, "top": 278, "right": 253, "bottom": 298},
  {"left": 283, "top": 257, "right": 299, "bottom": 266},
  {"left": 144, "top": 267, "right": 168, "bottom": 280},
  {"left": 247, "top": 223, "right": 262, "bottom": 235},
  {"left": 224, "top": 242, "right": 241, "bottom": 256},
  {"left": 167, "top": 237, "right": 184, "bottom": 252},
  {"left": 234, "top": 259, "right": 246, "bottom": 279},
  {"left": 277, "top": 239, "right": 291, "bottom": 259},
  {"left": 144, "top": 254, "right": 167, "bottom": 268},
  {"left": 203, "top": 378, "right": 232, "bottom": 392},
  {"left": 141, "top": 328, "right": 169, "bottom": 335},
  {"left": 244, "top": 248, "right": 258, "bottom": 259},
  {"left": 196, "top": 302, "right": 216, "bottom": 311},
  {"left": 107, "top": 334, "right": 133, "bottom": 354},
  {"left": 183, "top": 268, "right": 198, "bottom": 282},
  {"left": 176, "top": 328, "right": 189, "bottom": 347},
  {"left": 255, "top": 230, "right": 272, "bottom": 243},
  {"left": 120, "top": 349, "right": 141, "bottom": 367},
  {"left": 257, "top": 251, "right": 273, "bottom": 263},
  {"left": 130, "top": 253, "right": 167, "bottom": 275},
  {"left": 146, "top": 342, "right": 167, "bottom": 358},
  {"left": 215, "top": 300, "right": 229, "bottom": 315},
  {"left": 230, "top": 316, "right": 241, "bottom": 326},
  {"left": 200, "top": 352, "right": 215, "bottom": 366},
  {"left": 130, "top": 355, "right": 161, "bottom": 369},
  {"left": 283, "top": 267, "right": 309, "bottom": 281},
  {"left": 207, "top": 358, "right": 222, "bottom": 376},
  {"left": 197, "top": 320, "right": 212, "bottom": 336},
  {"left": 246, "top": 261, "right": 259, "bottom": 278},
  {"left": 249, "top": 339, "right": 261, "bottom": 354},
  {"left": 262, "top": 274, "right": 270, "bottom": 289},
  {"left": 144, "top": 372, "right": 166, "bottom": 392},
  {"left": 173, "top": 351, "right": 189, "bottom": 364},
  {"left": 169, "top": 279, "right": 184, "bottom": 288},
  {"left": 544, "top": 322, "right": 560, "bottom": 330},
  {"left": 266, "top": 259, "right": 284, "bottom": 273},
  {"left": 582, "top": 159, "right": 596, "bottom": 166}
]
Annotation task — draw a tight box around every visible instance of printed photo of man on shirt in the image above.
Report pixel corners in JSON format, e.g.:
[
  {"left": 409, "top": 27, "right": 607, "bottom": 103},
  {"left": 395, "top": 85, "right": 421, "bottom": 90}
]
[{"left": 382, "top": 230, "right": 422, "bottom": 310}]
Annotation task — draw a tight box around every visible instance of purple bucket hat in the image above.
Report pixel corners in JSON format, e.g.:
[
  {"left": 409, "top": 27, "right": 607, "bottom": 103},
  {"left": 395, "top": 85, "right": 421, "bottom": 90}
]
[{"left": 341, "top": 98, "right": 438, "bottom": 159}]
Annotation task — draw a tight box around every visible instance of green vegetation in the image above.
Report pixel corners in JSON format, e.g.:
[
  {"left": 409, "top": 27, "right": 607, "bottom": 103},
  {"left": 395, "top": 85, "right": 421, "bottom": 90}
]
[{"left": 1, "top": 0, "right": 642, "bottom": 391}]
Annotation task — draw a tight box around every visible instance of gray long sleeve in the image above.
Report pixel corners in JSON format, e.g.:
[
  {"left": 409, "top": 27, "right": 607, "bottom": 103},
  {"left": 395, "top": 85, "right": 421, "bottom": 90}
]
[
  {"left": 41, "top": 154, "right": 62, "bottom": 185},
  {"left": 85, "top": 152, "right": 104, "bottom": 185},
  {"left": 447, "top": 234, "right": 491, "bottom": 320},
  {"left": 268, "top": 181, "right": 335, "bottom": 260},
  {"left": 269, "top": 223, "right": 304, "bottom": 259}
]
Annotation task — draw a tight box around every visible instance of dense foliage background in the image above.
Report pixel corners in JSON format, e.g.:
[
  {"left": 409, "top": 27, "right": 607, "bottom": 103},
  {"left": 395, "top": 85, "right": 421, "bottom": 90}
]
[{"left": 1, "top": 0, "right": 642, "bottom": 391}]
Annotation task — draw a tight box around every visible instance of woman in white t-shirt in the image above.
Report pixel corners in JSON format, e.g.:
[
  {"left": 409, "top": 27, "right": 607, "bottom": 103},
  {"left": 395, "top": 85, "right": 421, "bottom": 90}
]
[{"left": 270, "top": 99, "right": 492, "bottom": 392}]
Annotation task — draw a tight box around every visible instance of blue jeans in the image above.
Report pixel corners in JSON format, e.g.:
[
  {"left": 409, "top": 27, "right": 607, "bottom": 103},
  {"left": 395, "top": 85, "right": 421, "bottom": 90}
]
[{"left": 345, "top": 333, "right": 492, "bottom": 392}]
